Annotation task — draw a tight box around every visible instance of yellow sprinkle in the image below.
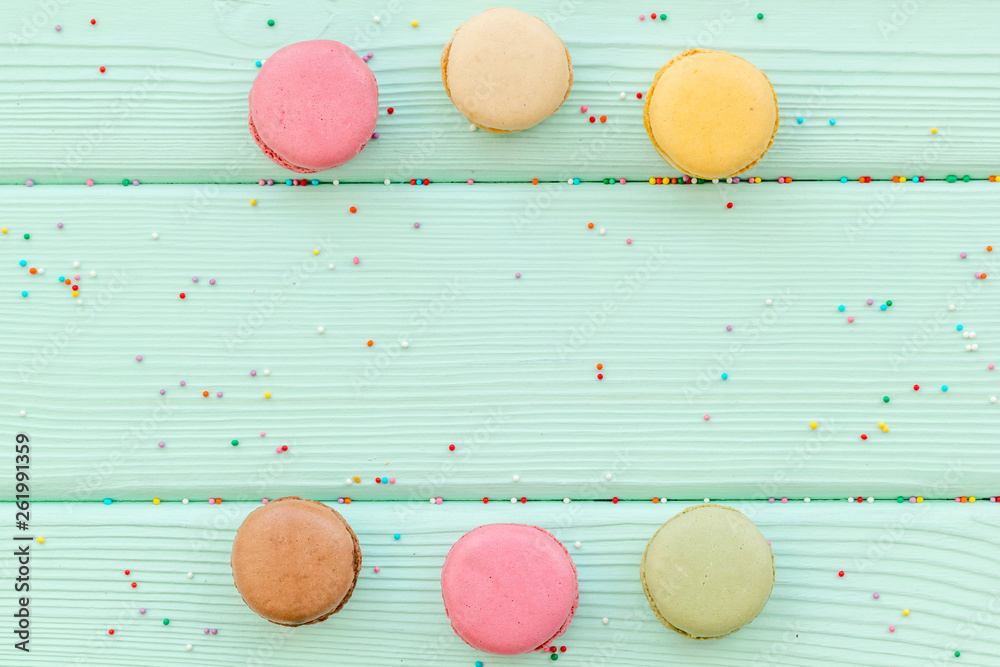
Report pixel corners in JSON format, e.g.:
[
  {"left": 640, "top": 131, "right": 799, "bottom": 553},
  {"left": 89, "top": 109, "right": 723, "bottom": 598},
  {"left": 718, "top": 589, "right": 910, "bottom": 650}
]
[
  {"left": 313, "top": 249, "right": 319, "bottom": 255},
  {"left": 931, "top": 127, "right": 937, "bottom": 134},
  {"left": 969, "top": 496, "right": 976, "bottom": 503},
  {"left": 352, "top": 476, "right": 361, "bottom": 483},
  {"left": 810, "top": 422, "right": 818, "bottom": 429},
  {"left": 37, "top": 537, "right": 44, "bottom": 544},
  {"left": 250, "top": 199, "right": 257, "bottom": 206},
  {"left": 878, "top": 421, "right": 885, "bottom": 427},
  {"left": 1, "top": 227, "right": 7, "bottom": 234},
  {"left": 903, "top": 609, "right": 910, "bottom": 616},
  {"left": 264, "top": 392, "right": 271, "bottom": 399},
  {"left": 648, "top": 177, "right": 655, "bottom": 185},
  {"left": 153, "top": 498, "right": 160, "bottom": 505},
  {"left": 411, "top": 20, "right": 418, "bottom": 27},
  {"left": 72, "top": 290, "right": 79, "bottom": 297},
  {"left": 916, "top": 496, "right": 923, "bottom": 503},
  {"left": 756, "top": 177, "right": 762, "bottom": 183}
]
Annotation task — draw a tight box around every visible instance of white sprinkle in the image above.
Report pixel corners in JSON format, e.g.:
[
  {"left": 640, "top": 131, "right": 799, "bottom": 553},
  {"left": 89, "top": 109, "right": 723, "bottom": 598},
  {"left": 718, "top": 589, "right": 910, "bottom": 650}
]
[
  {"left": 619, "top": 92, "right": 626, "bottom": 99},
  {"left": 186, "top": 572, "right": 193, "bottom": 579},
  {"left": 328, "top": 263, "right": 335, "bottom": 270},
  {"left": 37, "top": 268, "right": 44, "bottom": 275},
  {"left": 182, "top": 498, "right": 189, "bottom": 504},
  {"left": 263, "top": 370, "right": 270, "bottom": 376},
  {"left": 848, "top": 497, "right": 854, "bottom": 503},
  {"left": 574, "top": 541, "right": 581, "bottom": 549},
  {"left": 704, "top": 497, "right": 710, "bottom": 503},
  {"left": 19, "top": 410, "right": 26, "bottom": 417},
  {"left": 949, "top": 304, "right": 956, "bottom": 311},
  {"left": 691, "top": 177, "right": 698, "bottom": 184},
  {"left": 512, "top": 475, "right": 519, "bottom": 482},
  {"left": 567, "top": 178, "right": 574, "bottom": 185},
  {"left": 90, "top": 271, "right": 96, "bottom": 278},
  {"left": 867, "top": 496, "right": 874, "bottom": 503},
  {"left": 660, "top": 497, "right": 667, "bottom": 504},
  {"left": 510, "top": 497, "right": 517, "bottom": 504},
  {"left": 77, "top": 299, "right": 82, "bottom": 305},
  {"left": 346, "top": 479, "right": 353, "bottom": 485},
  {"left": 401, "top": 341, "right": 408, "bottom": 348},
  {"left": 712, "top": 178, "right": 719, "bottom": 184},
  {"left": 430, "top": 498, "right": 436, "bottom": 504},
  {"left": 766, "top": 298, "right": 773, "bottom": 306},
  {"left": 963, "top": 331, "right": 970, "bottom": 339},
  {"left": 185, "top": 644, "right": 192, "bottom": 651},
  {"left": 966, "top": 344, "right": 972, "bottom": 351},
  {"left": 73, "top": 261, "right": 80, "bottom": 269},
  {"left": 970, "top": 332, "right": 977, "bottom": 339},
  {"left": 726, "top": 177, "right": 733, "bottom": 184},
  {"left": 152, "top": 232, "right": 158, "bottom": 239},
  {"left": 972, "top": 344, "right": 979, "bottom": 351},
  {"left": 317, "top": 326, "right": 325, "bottom": 334},
  {"left": 605, "top": 473, "right": 612, "bottom": 481},
  {"left": 990, "top": 396, "right": 997, "bottom": 404},
  {"left": 333, "top": 179, "right": 339, "bottom": 186},
  {"left": 602, "top": 618, "right": 609, "bottom": 625},
  {"left": 599, "top": 228, "right": 606, "bottom": 235},
  {"left": 804, "top": 497, "right": 811, "bottom": 503},
  {"left": 384, "top": 179, "right": 390, "bottom": 186},
  {"left": 469, "top": 123, "right": 477, "bottom": 131},
  {"left": 373, "top": 16, "right": 380, "bottom": 23},
  {"left": 563, "top": 498, "right": 570, "bottom": 504}
]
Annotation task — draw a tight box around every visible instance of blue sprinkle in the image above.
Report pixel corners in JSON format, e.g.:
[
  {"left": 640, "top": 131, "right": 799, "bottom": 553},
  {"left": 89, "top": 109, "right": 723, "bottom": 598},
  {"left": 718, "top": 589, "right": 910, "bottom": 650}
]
[
  {"left": 476, "top": 662, "right": 483, "bottom": 667},
  {"left": 838, "top": 304, "right": 845, "bottom": 312},
  {"left": 18, "top": 260, "right": 26, "bottom": 267},
  {"left": 880, "top": 304, "right": 887, "bottom": 311},
  {"left": 796, "top": 117, "right": 803, "bottom": 124},
  {"left": 382, "top": 478, "right": 388, "bottom": 484},
  {"left": 840, "top": 177, "right": 847, "bottom": 183},
  {"left": 311, "top": 179, "right": 319, "bottom": 186},
  {"left": 286, "top": 179, "right": 293, "bottom": 186},
  {"left": 103, "top": 498, "right": 113, "bottom": 505},
  {"left": 58, "top": 276, "right": 65, "bottom": 282},
  {"left": 572, "top": 178, "right": 580, "bottom": 185},
  {"left": 721, "top": 373, "right": 728, "bottom": 380},
  {"left": 255, "top": 60, "right": 262, "bottom": 68},
  {"left": 829, "top": 118, "right": 837, "bottom": 126},
  {"left": 393, "top": 533, "right": 400, "bottom": 540},
  {"left": 941, "top": 385, "right": 949, "bottom": 392},
  {"left": 957, "top": 324, "right": 963, "bottom": 331},
  {"left": 21, "top": 291, "right": 28, "bottom": 297}
]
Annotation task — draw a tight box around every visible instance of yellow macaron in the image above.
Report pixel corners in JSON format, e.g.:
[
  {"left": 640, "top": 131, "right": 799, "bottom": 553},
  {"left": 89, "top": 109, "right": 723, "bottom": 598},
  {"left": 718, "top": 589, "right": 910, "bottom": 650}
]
[
  {"left": 644, "top": 49, "right": 779, "bottom": 179},
  {"left": 441, "top": 7, "right": 572, "bottom": 133}
]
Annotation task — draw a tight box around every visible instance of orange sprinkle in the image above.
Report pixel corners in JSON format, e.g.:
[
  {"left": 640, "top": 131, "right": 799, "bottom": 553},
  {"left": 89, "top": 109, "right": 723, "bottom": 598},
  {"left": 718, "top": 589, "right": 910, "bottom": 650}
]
[
  {"left": 989, "top": 175, "right": 996, "bottom": 182},
  {"left": 367, "top": 340, "right": 373, "bottom": 347},
  {"left": 587, "top": 222, "right": 594, "bottom": 229},
  {"left": 651, "top": 497, "right": 658, "bottom": 503},
  {"left": 352, "top": 476, "right": 361, "bottom": 483},
  {"left": 892, "top": 176, "right": 899, "bottom": 183},
  {"left": 29, "top": 267, "right": 37, "bottom": 274},
  {"left": 655, "top": 178, "right": 663, "bottom": 184},
  {"left": 785, "top": 177, "right": 792, "bottom": 183},
  {"left": 599, "top": 115, "right": 607, "bottom": 123},
  {"left": 531, "top": 178, "right": 538, "bottom": 185},
  {"left": 859, "top": 177, "right": 865, "bottom": 183},
  {"left": 202, "top": 391, "right": 209, "bottom": 397},
  {"left": 64, "top": 278, "right": 71, "bottom": 285},
  {"left": 349, "top": 206, "right": 357, "bottom": 214},
  {"left": 982, "top": 273, "right": 987, "bottom": 279},
  {"left": 988, "top": 246, "right": 993, "bottom": 252},
  {"left": 344, "top": 497, "right": 352, "bottom": 504},
  {"left": 596, "top": 363, "right": 603, "bottom": 370}
]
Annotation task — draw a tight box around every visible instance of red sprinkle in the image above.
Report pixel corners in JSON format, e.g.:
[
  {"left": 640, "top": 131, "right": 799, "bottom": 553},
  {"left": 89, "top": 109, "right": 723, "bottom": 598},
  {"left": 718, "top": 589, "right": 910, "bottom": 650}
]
[
  {"left": 589, "top": 116, "right": 595, "bottom": 123},
  {"left": 108, "top": 629, "right": 114, "bottom": 635},
  {"left": 726, "top": 202, "right": 734, "bottom": 209},
  {"left": 99, "top": 66, "right": 106, "bottom": 73},
  {"left": 130, "top": 582, "right": 137, "bottom": 588},
  {"left": 612, "top": 497, "right": 619, "bottom": 504},
  {"left": 387, "top": 107, "right": 394, "bottom": 114},
  {"left": 179, "top": 293, "right": 186, "bottom": 299},
  {"left": 597, "top": 373, "right": 603, "bottom": 380},
  {"left": 913, "top": 384, "right": 920, "bottom": 391},
  {"left": 349, "top": 206, "right": 357, "bottom": 214},
  {"left": 482, "top": 497, "right": 488, "bottom": 504},
  {"left": 636, "top": 93, "right": 642, "bottom": 99},
  {"left": 91, "top": 19, "right": 97, "bottom": 25},
  {"left": 124, "top": 570, "right": 130, "bottom": 575},
  {"left": 861, "top": 434, "right": 868, "bottom": 440},
  {"left": 520, "top": 497, "right": 527, "bottom": 504},
  {"left": 448, "top": 444, "right": 455, "bottom": 451},
  {"left": 561, "top": 647, "right": 567, "bottom": 653},
  {"left": 838, "top": 570, "right": 845, "bottom": 577}
]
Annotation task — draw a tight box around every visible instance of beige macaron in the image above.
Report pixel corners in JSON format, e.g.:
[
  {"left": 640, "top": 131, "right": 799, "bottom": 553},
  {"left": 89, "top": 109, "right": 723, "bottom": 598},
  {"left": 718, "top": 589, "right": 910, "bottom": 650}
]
[
  {"left": 643, "top": 49, "right": 779, "bottom": 179},
  {"left": 441, "top": 7, "right": 572, "bottom": 133},
  {"left": 640, "top": 504, "right": 774, "bottom": 639},
  {"left": 231, "top": 496, "right": 362, "bottom": 626}
]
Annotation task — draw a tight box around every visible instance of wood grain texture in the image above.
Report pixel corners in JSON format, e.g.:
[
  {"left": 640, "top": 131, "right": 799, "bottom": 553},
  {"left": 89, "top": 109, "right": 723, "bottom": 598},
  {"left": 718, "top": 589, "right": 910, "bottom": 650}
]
[
  {"left": 1, "top": 1, "right": 998, "bottom": 184},
  {"left": 2, "top": 501, "right": 998, "bottom": 667},
  {"left": 2, "top": 182, "right": 999, "bottom": 501}
]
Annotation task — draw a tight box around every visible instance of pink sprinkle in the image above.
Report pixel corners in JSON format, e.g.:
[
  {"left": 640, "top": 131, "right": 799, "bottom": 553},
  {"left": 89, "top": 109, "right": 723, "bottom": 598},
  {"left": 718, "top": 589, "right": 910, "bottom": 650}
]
[
  {"left": 208, "top": 498, "right": 215, "bottom": 505},
  {"left": 132, "top": 180, "right": 139, "bottom": 186},
  {"left": 366, "top": 52, "right": 373, "bottom": 59},
  {"left": 57, "top": 222, "right": 64, "bottom": 229},
  {"left": 216, "top": 391, "right": 222, "bottom": 398},
  {"left": 580, "top": 105, "right": 588, "bottom": 113},
  {"left": 867, "top": 299, "right": 874, "bottom": 305},
  {"left": 180, "top": 380, "right": 186, "bottom": 386},
  {"left": 337, "top": 498, "right": 344, "bottom": 504},
  {"left": 258, "top": 179, "right": 265, "bottom": 186},
  {"left": 353, "top": 257, "right": 360, "bottom": 265},
  {"left": 159, "top": 389, "right": 165, "bottom": 395},
  {"left": 910, "top": 496, "right": 917, "bottom": 503},
  {"left": 781, "top": 497, "right": 788, "bottom": 503},
  {"left": 989, "top": 364, "right": 995, "bottom": 370},
  {"left": 86, "top": 179, "right": 94, "bottom": 187},
  {"left": 955, "top": 497, "right": 962, "bottom": 502},
  {"left": 733, "top": 177, "right": 740, "bottom": 183},
  {"left": 262, "top": 498, "right": 269, "bottom": 504},
  {"left": 873, "top": 592, "right": 880, "bottom": 599},
  {"left": 374, "top": 566, "right": 381, "bottom": 573},
  {"left": 515, "top": 272, "right": 521, "bottom": 278},
  {"left": 703, "top": 414, "right": 710, "bottom": 421},
  {"left": 276, "top": 446, "right": 282, "bottom": 453},
  {"left": 626, "top": 238, "right": 632, "bottom": 245},
  {"left": 991, "top": 496, "right": 997, "bottom": 502},
  {"left": 211, "top": 629, "right": 217, "bottom": 635},
  {"left": 413, "top": 222, "right": 420, "bottom": 228},
  {"left": 960, "top": 252, "right": 967, "bottom": 258},
  {"left": 682, "top": 176, "right": 690, "bottom": 183},
  {"left": 209, "top": 279, "right": 216, "bottom": 285},
  {"left": 158, "top": 441, "right": 165, "bottom": 448},
  {"left": 389, "top": 477, "right": 396, "bottom": 484},
  {"left": 139, "top": 608, "right": 145, "bottom": 614},
  {"left": 260, "top": 431, "right": 266, "bottom": 437},
  {"left": 371, "top": 132, "right": 379, "bottom": 139},
  {"left": 267, "top": 180, "right": 273, "bottom": 186},
  {"left": 250, "top": 370, "right": 256, "bottom": 376},
  {"left": 778, "top": 177, "right": 785, "bottom": 184},
  {"left": 192, "top": 277, "right": 199, "bottom": 283},
  {"left": 292, "top": 180, "right": 299, "bottom": 186},
  {"left": 26, "top": 179, "right": 34, "bottom": 187},
  {"left": 769, "top": 497, "right": 775, "bottom": 503},
  {"left": 74, "top": 275, "right": 81, "bottom": 281},
  {"left": 619, "top": 178, "right": 626, "bottom": 185},
  {"left": 848, "top": 316, "right": 855, "bottom": 323},
  {"left": 435, "top": 497, "right": 443, "bottom": 505},
  {"left": 726, "top": 325, "right": 732, "bottom": 332},
  {"left": 204, "top": 629, "right": 210, "bottom": 634},
  {"left": 889, "top": 625, "right": 895, "bottom": 632},
  {"left": 135, "top": 355, "right": 143, "bottom": 362},
  {"left": 55, "top": 25, "right": 61, "bottom": 31},
  {"left": 639, "top": 14, "right": 645, "bottom": 20},
  {"left": 467, "top": 179, "right": 474, "bottom": 185}
]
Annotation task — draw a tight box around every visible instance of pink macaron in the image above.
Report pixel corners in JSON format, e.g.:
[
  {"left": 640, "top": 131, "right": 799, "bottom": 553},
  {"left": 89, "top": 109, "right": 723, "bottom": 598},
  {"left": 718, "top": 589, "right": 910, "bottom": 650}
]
[
  {"left": 249, "top": 40, "right": 378, "bottom": 173},
  {"left": 441, "top": 523, "right": 578, "bottom": 655}
]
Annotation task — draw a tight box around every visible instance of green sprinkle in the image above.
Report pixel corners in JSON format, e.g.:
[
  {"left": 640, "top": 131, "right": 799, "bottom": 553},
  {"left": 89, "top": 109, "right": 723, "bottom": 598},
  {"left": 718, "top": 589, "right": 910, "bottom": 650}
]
[
  {"left": 659, "top": 14, "right": 666, "bottom": 20},
  {"left": 886, "top": 300, "right": 893, "bottom": 307},
  {"left": 602, "top": 178, "right": 609, "bottom": 184},
  {"left": 946, "top": 175, "right": 957, "bottom": 183},
  {"left": 883, "top": 396, "right": 890, "bottom": 403},
  {"left": 551, "top": 654, "right": 558, "bottom": 661},
  {"left": 955, "top": 650, "right": 960, "bottom": 657},
  {"left": 23, "top": 233, "right": 29, "bottom": 240},
  {"left": 122, "top": 179, "right": 129, "bottom": 186},
  {"left": 963, "top": 175, "right": 971, "bottom": 182},
  {"left": 163, "top": 619, "right": 170, "bottom": 625},
  {"left": 267, "top": 19, "right": 275, "bottom": 26},
  {"left": 897, "top": 496, "right": 904, "bottom": 503},
  {"left": 231, "top": 439, "right": 239, "bottom": 446},
  {"left": 757, "top": 12, "right": 764, "bottom": 19}
]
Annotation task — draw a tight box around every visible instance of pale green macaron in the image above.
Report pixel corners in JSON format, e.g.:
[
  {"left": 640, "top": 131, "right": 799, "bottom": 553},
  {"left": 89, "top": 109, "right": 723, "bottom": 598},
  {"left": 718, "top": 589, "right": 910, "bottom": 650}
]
[{"left": 640, "top": 504, "right": 774, "bottom": 639}]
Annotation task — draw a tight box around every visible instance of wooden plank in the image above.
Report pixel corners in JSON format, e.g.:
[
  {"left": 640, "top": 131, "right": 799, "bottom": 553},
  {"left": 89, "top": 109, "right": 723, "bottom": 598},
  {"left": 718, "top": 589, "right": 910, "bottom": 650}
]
[
  {"left": 3, "top": 182, "right": 999, "bottom": 500},
  {"left": 4, "top": 500, "right": 998, "bottom": 666},
  {"left": 1, "top": 1, "right": 998, "bottom": 184}
]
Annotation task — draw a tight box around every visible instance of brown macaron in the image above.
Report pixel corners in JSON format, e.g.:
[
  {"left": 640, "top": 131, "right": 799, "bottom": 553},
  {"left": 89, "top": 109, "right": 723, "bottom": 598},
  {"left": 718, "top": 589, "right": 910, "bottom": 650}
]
[{"left": 231, "top": 496, "right": 361, "bottom": 626}]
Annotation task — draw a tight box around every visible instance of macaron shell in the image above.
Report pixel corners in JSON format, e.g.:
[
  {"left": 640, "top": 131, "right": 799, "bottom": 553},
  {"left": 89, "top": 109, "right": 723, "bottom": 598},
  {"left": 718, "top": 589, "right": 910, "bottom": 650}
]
[
  {"left": 640, "top": 504, "right": 774, "bottom": 639},
  {"left": 231, "top": 496, "right": 361, "bottom": 626},
  {"left": 441, "top": 523, "right": 578, "bottom": 654},
  {"left": 249, "top": 40, "right": 378, "bottom": 172},
  {"left": 441, "top": 7, "right": 572, "bottom": 133},
  {"left": 643, "top": 49, "right": 778, "bottom": 179}
]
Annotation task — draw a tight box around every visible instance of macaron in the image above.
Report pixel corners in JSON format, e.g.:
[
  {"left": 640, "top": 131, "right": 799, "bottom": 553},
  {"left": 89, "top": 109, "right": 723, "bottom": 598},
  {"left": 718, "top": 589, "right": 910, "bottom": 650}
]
[
  {"left": 231, "top": 496, "right": 361, "bottom": 626},
  {"left": 441, "top": 7, "right": 572, "bottom": 133},
  {"left": 441, "top": 523, "right": 578, "bottom": 654},
  {"left": 643, "top": 49, "right": 779, "bottom": 179},
  {"left": 249, "top": 40, "right": 378, "bottom": 172},
  {"left": 640, "top": 504, "right": 774, "bottom": 639}
]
